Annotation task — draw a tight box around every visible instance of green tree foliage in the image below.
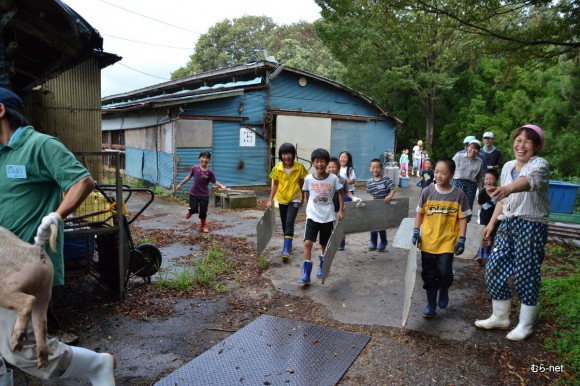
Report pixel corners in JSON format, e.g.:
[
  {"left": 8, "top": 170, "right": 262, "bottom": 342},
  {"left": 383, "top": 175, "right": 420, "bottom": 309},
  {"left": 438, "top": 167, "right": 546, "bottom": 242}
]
[
  {"left": 315, "top": 0, "right": 476, "bottom": 149},
  {"left": 171, "top": 17, "right": 342, "bottom": 80},
  {"left": 410, "top": 0, "right": 580, "bottom": 58},
  {"left": 436, "top": 56, "right": 580, "bottom": 177}
]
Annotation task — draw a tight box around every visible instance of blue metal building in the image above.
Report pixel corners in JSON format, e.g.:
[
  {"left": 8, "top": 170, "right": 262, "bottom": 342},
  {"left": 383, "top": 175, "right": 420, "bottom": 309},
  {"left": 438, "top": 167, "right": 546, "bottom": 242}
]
[{"left": 101, "top": 61, "right": 401, "bottom": 189}]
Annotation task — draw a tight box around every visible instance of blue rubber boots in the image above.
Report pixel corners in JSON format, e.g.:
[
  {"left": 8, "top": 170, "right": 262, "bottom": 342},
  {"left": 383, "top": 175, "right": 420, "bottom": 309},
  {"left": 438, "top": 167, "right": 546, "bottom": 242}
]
[
  {"left": 282, "top": 237, "right": 292, "bottom": 261},
  {"left": 423, "top": 289, "right": 437, "bottom": 318},
  {"left": 297, "top": 260, "right": 313, "bottom": 284}
]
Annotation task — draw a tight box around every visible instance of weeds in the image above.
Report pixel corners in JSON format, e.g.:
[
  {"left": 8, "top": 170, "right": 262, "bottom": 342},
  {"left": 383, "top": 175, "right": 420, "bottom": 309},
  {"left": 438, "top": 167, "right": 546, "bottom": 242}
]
[
  {"left": 258, "top": 255, "right": 270, "bottom": 270},
  {"left": 155, "top": 243, "right": 233, "bottom": 291},
  {"left": 540, "top": 242, "right": 580, "bottom": 383},
  {"left": 136, "top": 237, "right": 156, "bottom": 244},
  {"left": 151, "top": 185, "right": 172, "bottom": 198}
]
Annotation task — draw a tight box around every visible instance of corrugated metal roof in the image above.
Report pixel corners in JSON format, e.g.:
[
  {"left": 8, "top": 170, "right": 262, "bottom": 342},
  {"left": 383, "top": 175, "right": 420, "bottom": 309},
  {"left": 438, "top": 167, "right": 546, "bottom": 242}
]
[
  {"left": 101, "top": 61, "right": 400, "bottom": 125},
  {"left": 102, "top": 79, "right": 260, "bottom": 112},
  {"left": 103, "top": 77, "right": 262, "bottom": 111}
]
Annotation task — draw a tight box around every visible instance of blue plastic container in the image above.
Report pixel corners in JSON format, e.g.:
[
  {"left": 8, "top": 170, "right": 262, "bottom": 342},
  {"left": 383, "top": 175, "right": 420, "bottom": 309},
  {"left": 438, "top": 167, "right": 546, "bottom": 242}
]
[
  {"left": 548, "top": 181, "right": 579, "bottom": 214},
  {"left": 64, "top": 236, "right": 96, "bottom": 261},
  {"left": 399, "top": 177, "right": 409, "bottom": 188}
]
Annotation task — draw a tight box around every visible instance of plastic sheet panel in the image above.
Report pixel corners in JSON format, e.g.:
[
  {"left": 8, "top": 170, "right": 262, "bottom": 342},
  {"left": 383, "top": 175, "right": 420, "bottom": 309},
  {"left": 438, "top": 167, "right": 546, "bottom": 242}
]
[
  {"left": 154, "top": 314, "right": 370, "bottom": 386},
  {"left": 402, "top": 243, "right": 418, "bottom": 328},
  {"left": 256, "top": 207, "right": 275, "bottom": 255},
  {"left": 321, "top": 199, "right": 409, "bottom": 283}
]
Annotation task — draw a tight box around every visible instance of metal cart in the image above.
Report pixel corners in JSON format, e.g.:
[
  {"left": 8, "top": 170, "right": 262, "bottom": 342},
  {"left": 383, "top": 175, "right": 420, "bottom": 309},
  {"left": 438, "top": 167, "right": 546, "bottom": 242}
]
[{"left": 63, "top": 152, "right": 161, "bottom": 299}]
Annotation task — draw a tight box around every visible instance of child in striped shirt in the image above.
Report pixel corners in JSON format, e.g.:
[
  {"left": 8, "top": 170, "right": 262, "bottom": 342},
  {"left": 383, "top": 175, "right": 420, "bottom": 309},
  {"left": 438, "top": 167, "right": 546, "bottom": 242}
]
[{"left": 366, "top": 158, "right": 396, "bottom": 251}]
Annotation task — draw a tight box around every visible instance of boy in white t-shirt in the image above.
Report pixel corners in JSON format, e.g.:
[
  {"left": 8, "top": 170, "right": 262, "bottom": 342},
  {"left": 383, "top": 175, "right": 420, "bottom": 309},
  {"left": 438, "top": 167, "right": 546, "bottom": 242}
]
[{"left": 298, "top": 148, "right": 344, "bottom": 284}]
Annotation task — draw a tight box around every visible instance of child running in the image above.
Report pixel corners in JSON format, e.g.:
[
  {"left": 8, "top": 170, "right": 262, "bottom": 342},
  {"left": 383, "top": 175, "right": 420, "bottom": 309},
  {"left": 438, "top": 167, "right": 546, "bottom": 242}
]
[
  {"left": 476, "top": 169, "right": 499, "bottom": 262},
  {"left": 177, "top": 150, "right": 226, "bottom": 233},
  {"left": 266, "top": 143, "right": 308, "bottom": 261},
  {"left": 366, "top": 158, "right": 396, "bottom": 251},
  {"left": 298, "top": 149, "right": 344, "bottom": 284},
  {"left": 412, "top": 158, "right": 471, "bottom": 318}
]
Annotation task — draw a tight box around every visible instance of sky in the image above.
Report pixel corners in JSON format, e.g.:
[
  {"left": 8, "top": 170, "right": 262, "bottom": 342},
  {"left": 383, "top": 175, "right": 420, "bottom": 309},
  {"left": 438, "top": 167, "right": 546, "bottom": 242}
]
[{"left": 63, "top": 0, "right": 322, "bottom": 97}]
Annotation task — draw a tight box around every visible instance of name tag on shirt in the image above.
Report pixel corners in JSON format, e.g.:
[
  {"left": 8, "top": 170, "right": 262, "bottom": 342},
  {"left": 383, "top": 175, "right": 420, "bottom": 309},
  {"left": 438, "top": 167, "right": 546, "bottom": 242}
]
[
  {"left": 376, "top": 183, "right": 386, "bottom": 190},
  {"left": 6, "top": 165, "right": 26, "bottom": 179}
]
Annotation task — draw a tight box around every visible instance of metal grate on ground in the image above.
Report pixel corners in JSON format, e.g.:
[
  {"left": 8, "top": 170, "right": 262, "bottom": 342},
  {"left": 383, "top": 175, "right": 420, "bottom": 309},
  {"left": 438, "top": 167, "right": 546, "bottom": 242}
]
[{"left": 154, "top": 314, "right": 370, "bottom": 386}]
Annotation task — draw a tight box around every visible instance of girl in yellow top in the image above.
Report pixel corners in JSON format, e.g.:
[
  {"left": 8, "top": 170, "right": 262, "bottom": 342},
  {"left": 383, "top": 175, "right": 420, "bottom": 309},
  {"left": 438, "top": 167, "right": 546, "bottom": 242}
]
[
  {"left": 412, "top": 158, "right": 470, "bottom": 318},
  {"left": 267, "top": 143, "right": 308, "bottom": 261}
]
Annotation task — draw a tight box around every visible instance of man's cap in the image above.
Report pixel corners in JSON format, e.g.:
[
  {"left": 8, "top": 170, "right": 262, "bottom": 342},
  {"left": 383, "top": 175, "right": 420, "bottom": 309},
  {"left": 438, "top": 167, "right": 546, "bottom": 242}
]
[
  {"left": 469, "top": 139, "right": 482, "bottom": 148},
  {"left": 483, "top": 132, "right": 494, "bottom": 139},
  {"left": 0, "top": 87, "right": 23, "bottom": 112},
  {"left": 463, "top": 135, "right": 476, "bottom": 144}
]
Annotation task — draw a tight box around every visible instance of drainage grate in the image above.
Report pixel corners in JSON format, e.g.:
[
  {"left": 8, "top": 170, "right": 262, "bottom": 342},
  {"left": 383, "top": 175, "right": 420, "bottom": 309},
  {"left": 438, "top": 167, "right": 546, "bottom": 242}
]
[{"left": 154, "top": 314, "right": 370, "bottom": 386}]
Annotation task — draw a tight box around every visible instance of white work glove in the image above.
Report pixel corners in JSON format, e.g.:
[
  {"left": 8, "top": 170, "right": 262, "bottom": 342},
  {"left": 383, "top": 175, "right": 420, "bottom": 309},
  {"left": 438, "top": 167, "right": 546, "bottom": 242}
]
[
  {"left": 34, "top": 212, "right": 62, "bottom": 246},
  {"left": 352, "top": 196, "right": 364, "bottom": 206}
]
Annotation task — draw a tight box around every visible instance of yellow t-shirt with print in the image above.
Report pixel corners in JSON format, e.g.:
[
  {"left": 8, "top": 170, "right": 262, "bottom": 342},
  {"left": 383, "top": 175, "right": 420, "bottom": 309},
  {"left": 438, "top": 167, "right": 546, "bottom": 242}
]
[{"left": 416, "top": 184, "right": 471, "bottom": 254}]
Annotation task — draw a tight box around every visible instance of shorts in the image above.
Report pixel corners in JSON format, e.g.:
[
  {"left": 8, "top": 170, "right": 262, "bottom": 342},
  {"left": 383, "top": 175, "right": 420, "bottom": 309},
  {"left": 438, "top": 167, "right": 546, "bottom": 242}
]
[{"left": 304, "top": 219, "right": 334, "bottom": 246}]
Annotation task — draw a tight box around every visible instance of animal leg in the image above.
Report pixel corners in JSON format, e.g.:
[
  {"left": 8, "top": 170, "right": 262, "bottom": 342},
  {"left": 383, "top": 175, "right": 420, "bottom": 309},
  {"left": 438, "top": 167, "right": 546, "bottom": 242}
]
[
  {"left": 31, "top": 281, "right": 53, "bottom": 368},
  {"left": 0, "top": 292, "right": 35, "bottom": 352}
]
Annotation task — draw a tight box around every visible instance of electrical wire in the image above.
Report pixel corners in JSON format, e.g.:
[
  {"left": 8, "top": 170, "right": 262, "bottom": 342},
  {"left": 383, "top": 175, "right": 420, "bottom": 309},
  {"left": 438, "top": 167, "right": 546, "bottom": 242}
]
[
  {"left": 116, "top": 63, "right": 170, "bottom": 81},
  {"left": 97, "top": 0, "right": 201, "bottom": 34},
  {"left": 102, "top": 33, "right": 193, "bottom": 50}
]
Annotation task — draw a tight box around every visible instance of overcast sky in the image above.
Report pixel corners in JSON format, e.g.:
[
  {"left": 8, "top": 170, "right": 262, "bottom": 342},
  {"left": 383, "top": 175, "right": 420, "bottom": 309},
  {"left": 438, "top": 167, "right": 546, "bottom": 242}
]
[{"left": 63, "top": 0, "right": 322, "bottom": 97}]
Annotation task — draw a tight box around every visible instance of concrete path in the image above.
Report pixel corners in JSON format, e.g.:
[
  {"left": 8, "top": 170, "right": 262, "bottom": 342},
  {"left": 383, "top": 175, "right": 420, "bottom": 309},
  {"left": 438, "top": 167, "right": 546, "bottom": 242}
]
[
  {"left": 263, "top": 175, "right": 481, "bottom": 341},
  {"left": 127, "top": 175, "right": 483, "bottom": 342}
]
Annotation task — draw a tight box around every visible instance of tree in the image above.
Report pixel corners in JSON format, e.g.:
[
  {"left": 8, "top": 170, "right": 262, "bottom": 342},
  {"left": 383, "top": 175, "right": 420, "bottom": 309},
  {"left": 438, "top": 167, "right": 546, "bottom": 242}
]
[
  {"left": 410, "top": 0, "right": 580, "bottom": 58},
  {"left": 435, "top": 56, "right": 580, "bottom": 177},
  {"left": 172, "top": 16, "right": 278, "bottom": 78},
  {"left": 315, "top": 0, "right": 477, "bottom": 149},
  {"left": 171, "top": 17, "right": 342, "bottom": 80}
]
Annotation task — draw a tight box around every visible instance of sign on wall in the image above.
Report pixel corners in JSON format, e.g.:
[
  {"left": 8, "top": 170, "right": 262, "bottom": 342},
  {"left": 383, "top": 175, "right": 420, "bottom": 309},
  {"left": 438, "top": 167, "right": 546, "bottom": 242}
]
[{"left": 240, "top": 127, "right": 256, "bottom": 147}]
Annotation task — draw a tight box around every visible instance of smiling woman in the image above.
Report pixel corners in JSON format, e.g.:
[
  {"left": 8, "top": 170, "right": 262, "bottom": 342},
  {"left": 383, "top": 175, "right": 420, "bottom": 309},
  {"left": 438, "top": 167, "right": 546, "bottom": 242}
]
[{"left": 476, "top": 124, "right": 551, "bottom": 342}]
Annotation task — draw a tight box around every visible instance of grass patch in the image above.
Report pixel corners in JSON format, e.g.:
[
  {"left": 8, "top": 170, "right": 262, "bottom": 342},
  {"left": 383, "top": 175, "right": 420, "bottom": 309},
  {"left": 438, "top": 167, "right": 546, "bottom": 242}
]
[
  {"left": 155, "top": 243, "right": 233, "bottom": 291},
  {"left": 151, "top": 185, "right": 173, "bottom": 198},
  {"left": 540, "top": 242, "right": 580, "bottom": 383},
  {"left": 136, "top": 237, "right": 156, "bottom": 244},
  {"left": 258, "top": 255, "right": 270, "bottom": 270}
]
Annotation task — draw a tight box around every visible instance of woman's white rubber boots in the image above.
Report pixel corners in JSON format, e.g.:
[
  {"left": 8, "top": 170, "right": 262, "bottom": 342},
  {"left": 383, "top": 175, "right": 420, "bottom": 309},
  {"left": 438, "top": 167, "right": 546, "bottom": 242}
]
[
  {"left": 60, "top": 346, "right": 115, "bottom": 385},
  {"left": 474, "top": 299, "right": 511, "bottom": 329},
  {"left": 506, "top": 304, "right": 538, "bottom": 341}
]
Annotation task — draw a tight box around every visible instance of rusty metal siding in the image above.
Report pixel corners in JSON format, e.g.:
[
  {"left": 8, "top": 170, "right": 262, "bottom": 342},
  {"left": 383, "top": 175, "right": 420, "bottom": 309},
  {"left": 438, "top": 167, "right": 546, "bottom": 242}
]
[{"left": 22, "top": 58, "right": 102, "bottom": 153}]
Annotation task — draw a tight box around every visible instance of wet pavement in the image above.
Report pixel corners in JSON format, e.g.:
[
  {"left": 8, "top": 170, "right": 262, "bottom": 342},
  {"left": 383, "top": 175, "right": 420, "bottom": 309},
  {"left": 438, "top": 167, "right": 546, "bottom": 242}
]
[
  {"left": 15, "top": 175, "right": 485, "bottom": 386},
  {"left": 261, "top": 176, "right": 479, "bottom": 341},
  {"left": 132, "top": 176, "right": 479, "bottom": 341}
]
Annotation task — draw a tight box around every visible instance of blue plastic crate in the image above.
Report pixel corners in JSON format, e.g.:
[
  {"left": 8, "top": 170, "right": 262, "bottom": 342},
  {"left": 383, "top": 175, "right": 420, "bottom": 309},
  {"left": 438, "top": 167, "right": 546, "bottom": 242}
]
[
  {"left": 548, "top": 181, "right": 579, "bottom": 214},
  {"left": 64, "top": 236, "right": 96, "bottom": 261}
]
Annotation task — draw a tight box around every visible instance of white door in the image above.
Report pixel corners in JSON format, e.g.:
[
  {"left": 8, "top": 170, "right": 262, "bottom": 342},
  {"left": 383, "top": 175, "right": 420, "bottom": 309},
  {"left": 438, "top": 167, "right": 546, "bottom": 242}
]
[{"left": 275, "top": 115, "right": 331, "bottom": 171}]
